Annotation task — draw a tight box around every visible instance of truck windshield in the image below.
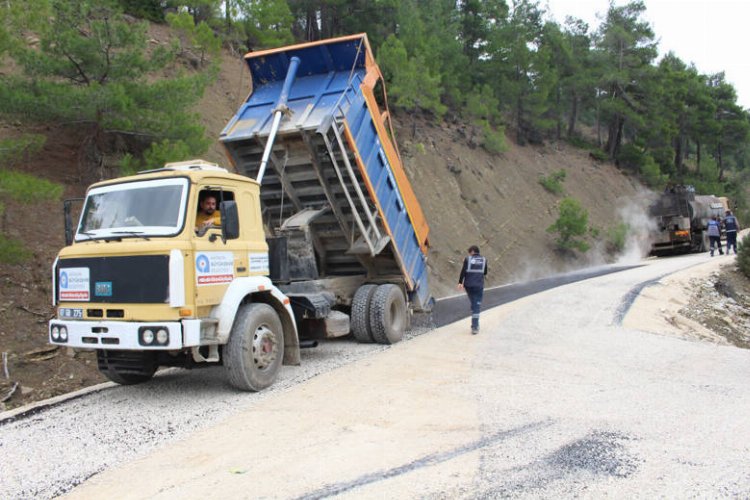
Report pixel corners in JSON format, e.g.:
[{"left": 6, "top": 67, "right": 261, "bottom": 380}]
[{"left": 77, "top": 178, "right": 189, "bottom": 240}]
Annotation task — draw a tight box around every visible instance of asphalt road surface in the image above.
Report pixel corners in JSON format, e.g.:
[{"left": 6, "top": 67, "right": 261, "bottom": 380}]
[{"left": 2, "top": 255, "right": 749, "bottom": 498}]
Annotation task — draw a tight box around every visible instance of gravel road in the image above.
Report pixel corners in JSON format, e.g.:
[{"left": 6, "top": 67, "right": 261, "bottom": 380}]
[{"left": 3, "top": 254, "right": 750, "bottom": 498}]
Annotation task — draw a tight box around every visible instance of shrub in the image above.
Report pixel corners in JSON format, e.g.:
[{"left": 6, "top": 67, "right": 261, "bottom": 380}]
[
  {"left": 547, "top": 197, "right": 590, "bottom": 252},
  {"left": 0, "top": 135, "right": 46, "bottom": 167},
  {"left": 607, "top": 222, "right": 629, "bottom": 253},
  {"left": 0, "top": 233, "right": 32, "bottom": 264},
  {"left": 640, "top": 156, "right": 667, "bottom": 188},
  {"left": 480, "top": 120, "right": 507, "bottom": 154},
  {"left": 737, "top": 233, "right": 750, "bottom": 279},
  {"left": 589, "top": 149, "right": 609, "bottom": 162},
  {"left": 539, "top": 169, "right": 566, "bottom": 195}
]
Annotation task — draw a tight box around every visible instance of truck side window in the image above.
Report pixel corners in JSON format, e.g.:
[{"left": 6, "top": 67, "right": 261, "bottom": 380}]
[{"left": 195, "top": 189, "right": 235, "bottom": 236}]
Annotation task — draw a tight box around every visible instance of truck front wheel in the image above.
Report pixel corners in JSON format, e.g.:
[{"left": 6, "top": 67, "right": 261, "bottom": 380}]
[
  {"left": 369, "top": 284, "right": 407, "bottom": 345},
  {"left": 224, "top": 303, "right": 284, "bottom": 391}
]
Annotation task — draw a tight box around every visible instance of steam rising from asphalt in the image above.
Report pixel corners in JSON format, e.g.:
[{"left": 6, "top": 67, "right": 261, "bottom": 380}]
[
  {"left": 614, "top": 189, "right": 659, "bottom": 264},
  {"left": 511, "top": 190, "right": 658, "bottom": 284}
]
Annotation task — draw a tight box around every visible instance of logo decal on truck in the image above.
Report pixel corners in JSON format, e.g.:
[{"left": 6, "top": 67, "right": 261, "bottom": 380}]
[
  {"left": 249, "top": 252, "right": 269, "bottom": 274},
  {"left": 196, "top": 252, "right": 234, "bottom": 285},
  {"left": 59, "top": 267, "right": 90, "bottom": 301}
]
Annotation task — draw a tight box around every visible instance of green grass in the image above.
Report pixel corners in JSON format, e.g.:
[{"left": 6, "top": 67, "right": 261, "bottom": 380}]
[
  {"left": 0, "top": 169, "right": 63, "bottom": 203},
  {"left": 0, "top": 233, "right": 32, "bottom": 264}
]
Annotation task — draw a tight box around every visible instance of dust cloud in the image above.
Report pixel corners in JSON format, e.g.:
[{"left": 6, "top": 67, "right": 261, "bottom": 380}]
[{"left": 510, "top": 190, "right": 657, "bottom": 284}]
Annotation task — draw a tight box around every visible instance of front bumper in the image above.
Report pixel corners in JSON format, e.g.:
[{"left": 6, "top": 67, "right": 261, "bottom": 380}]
[{"left": 48, "top": 319, "right": 203, "bottom": 350}]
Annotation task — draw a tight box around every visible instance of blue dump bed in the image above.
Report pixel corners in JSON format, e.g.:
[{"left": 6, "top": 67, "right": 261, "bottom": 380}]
[{"left": 220, "top": 34, "right": 432, "bottom": 311}]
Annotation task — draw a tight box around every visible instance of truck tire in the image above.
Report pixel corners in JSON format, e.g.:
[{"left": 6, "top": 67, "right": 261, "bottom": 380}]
[
  {"left": 224, "top": 303, "right": 284, "bottom": 391},
  {"left": 351, "top": 284, "right": 377, "bottom": 343},
  {"left": 369, "top": 284, "right": 407, "bottom": 345},
  {"left": 97, "top": 350, "right": 157, "bottom": 386}
]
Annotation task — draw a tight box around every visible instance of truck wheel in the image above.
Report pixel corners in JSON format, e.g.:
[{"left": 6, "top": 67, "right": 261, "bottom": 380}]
[
  {"left": 97, "top": 350, "right": 157, "bottom": 386},
  {"left": 369, "top": 284, "right": 407, "bottom": 345},
  {"left": 224, "top": 303, "right": 284, "bottom": 391},
  {"left": 700, "top": 231, "right": 709, "bottom": 252},
  {"left": 351, "top": 284, "right": 377, "bottom": 343}
]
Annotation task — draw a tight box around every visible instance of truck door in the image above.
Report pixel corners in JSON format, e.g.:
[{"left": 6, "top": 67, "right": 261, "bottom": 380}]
[{"left": 192, "top": 186, "right": 248, "bottom": 306}]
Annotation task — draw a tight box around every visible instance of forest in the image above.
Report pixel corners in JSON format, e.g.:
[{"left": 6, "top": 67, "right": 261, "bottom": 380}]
[{"left": 1, "top": 0, "right": 749, "bottom": 216}]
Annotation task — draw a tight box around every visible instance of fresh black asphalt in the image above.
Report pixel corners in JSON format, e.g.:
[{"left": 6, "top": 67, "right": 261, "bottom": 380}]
[{"left": 417, "top": 265, "right": 640, "bottom": 330}]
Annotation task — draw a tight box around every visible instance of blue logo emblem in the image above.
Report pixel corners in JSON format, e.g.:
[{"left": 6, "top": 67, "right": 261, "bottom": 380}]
[
  {"left": 196, "top": 254, "right": 210, "bottom": 273},
  {"left": 60, "top": 271, "right": 68, "bottom": 289},
  {"left": 95, "top": 281, "right": 113, "bottom": 297}
]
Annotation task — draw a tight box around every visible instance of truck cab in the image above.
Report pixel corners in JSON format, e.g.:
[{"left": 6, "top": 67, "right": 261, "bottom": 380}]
[{"left": 50, "top": 160, "right": 299, "bottom": 390}]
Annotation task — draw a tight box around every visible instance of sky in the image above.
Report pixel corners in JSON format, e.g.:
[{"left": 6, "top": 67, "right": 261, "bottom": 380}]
[{"left": 543, "top": 0, "right": 750, "bottom": 109}]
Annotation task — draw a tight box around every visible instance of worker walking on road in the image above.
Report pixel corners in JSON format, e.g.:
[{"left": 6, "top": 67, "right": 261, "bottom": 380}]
[
  {"left": 707, "top": 215, "right": 723, "bottom": 256},
  {"left": 723, "top": 210, "right": 740, "bottom": 255},
  {"left": 458, "top": 245, "right": 488, "bottom": 335}
]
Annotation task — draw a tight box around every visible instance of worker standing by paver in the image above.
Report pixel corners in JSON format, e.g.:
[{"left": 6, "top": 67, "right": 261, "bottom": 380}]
[
  {"left": 457, "top": 245, "right": 488, "bottom": 335},
  {"left": 707, "top": 216, "right": 723, "bottom": 256},
  {"left": 723, "top": 210, "right": 740, "bottom": 255}
]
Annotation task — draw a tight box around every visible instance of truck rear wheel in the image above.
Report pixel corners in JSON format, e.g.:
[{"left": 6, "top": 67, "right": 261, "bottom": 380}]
[
  {"left": 97, "top": 350, "right": 157, "bottom": 386},
  {"left": 351, "top": 284, "right": 377, "bottom": 343},
  {"left": 224, "top": 303, "right": 284, "bottom": 391},
  {"left": 369, "top": 284, "right": 407, "bottom": 345}
]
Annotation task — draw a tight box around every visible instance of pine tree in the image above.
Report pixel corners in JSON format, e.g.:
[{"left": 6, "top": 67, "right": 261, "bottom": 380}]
[
  {"left": 593, "top": 0, "right": 657, "bottom": 159},
  {"left": 0, "top": 0, "right": 213, "bottom": 177}
]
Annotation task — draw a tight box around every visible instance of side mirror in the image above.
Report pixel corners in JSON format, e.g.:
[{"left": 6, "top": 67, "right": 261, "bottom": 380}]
[
  {"left": 220, "top": 200, "right": 239, "bottom": 241},
  {"left": 63, "top": 198, "right": 84, "bottom": 246}
]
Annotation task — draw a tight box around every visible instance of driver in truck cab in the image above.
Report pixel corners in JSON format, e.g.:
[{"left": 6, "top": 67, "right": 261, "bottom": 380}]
[{"left": 195, "top": 193, "right": 221, "bottom": 232}]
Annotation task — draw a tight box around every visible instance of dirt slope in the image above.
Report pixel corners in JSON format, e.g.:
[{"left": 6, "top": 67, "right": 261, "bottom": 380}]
[{"left": 1, "top": 36, "right": 646, "bottom": 410}]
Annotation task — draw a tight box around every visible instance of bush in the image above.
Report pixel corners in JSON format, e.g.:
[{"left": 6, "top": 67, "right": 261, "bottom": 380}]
[
  {"left": 737, "top": 233, "right": 750, "bottom": 279},
  {"left": 481, "top": 121, "right": 507, "bottom": 154},
  {"left": 0, "top": 233, "right": 31, "bottom": 264},
  {"left": 0, "top": 135, "right": 46, "bottom": 167},
  {"left": 607, "top": 222, "right": 629, "bottom": 253},
  {"left": 547, "top": 197, "right": 590, "bottom": 252},
  {"left": 119, "top": 139, "right": 208, "bottom": 176},
  {"left": 589, "top": 149, "right": 609, "bottom": 162},
  {"left": 640, "top": 156, "right": 667, "bottom": 188},
  {"left": 539, "top": 169, "right": 566, "bottom": 195},
  {"left": 0, "top": 169, "right": 63, "bottom": 203}
]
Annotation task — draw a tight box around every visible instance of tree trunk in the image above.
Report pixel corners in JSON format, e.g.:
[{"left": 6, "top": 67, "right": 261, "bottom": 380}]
[
  {"left": 717, "top": 143, "right": 725, "bottom": 181},
  {"left": 595, "top": 92, "right": 602, "bottom": 147},
  {"left": 225, "top": 0, "right": 231, "bottom": 34},
  {"left": 696, "top": 140, "right": 701, "bottom": 173},
  {"left": 673, "top": 134, "right": 683, "bottom": 175},
  {"left": 606, "top": 115, "right": 623, "bottom": 160},
  {"left": 567, "top": 92, "right": 578, "bottom": 138},
  {"left": 556, "top": 85, "right": 562, "bottom": 142}
]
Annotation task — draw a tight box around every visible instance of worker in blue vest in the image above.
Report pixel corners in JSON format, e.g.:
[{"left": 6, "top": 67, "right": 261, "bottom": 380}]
[
  {"left": 723, "top": 210, "right": 740, "bottom": 255},
  {"left": 458, "top": 245, "right": 488, "bottom": 335},
  {"left": 707, "top": 216, "right": 723, "bottom": 256}
]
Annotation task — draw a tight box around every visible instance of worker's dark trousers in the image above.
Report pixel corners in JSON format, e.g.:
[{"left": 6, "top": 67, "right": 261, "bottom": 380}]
[
  {"left": 726, "top": 231, "right": 737, "bottom": 254},
  {"left": 709, "top": 236, "right": 723, "bottom": 255},
  {"left": 465, "top": 286, "right": 484, "bottom": 330}
]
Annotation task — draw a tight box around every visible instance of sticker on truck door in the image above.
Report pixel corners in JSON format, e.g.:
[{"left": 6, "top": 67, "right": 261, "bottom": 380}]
[
  {"left": 196, "top": 252, "right": 234, "bottom": 285},
  {"left": 59, "top": 267, "right": 90, "bottom": 301},
  {"left": 249, "top": 252, "right": 269, "bottom": 274}
]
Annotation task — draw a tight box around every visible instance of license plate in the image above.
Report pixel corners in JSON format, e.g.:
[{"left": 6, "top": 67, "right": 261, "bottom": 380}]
[{"left": 59, "top": 308, "right": 83, "bottom": 319}]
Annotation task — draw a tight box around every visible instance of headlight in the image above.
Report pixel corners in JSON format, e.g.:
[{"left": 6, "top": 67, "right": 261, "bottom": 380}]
[
  {"left": 156, "top": 329, "right": 169, "bottom": 345},
  {"left": 51, "top": 325, "right": 60, "bottom": 341},
  {"left": 142, "top": 329, "right": 155, "bottom": 345},
  {"left": 60, "top": 326, "right": 68, "bottom": 342}
]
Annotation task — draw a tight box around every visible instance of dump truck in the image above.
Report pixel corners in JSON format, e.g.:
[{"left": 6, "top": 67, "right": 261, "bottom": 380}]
[
  {"left": 649, "top": 185, "right": 729, "bottom": 255},
  {"left": 48, "top": 34, "right": 432, "bottom": 391}
]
